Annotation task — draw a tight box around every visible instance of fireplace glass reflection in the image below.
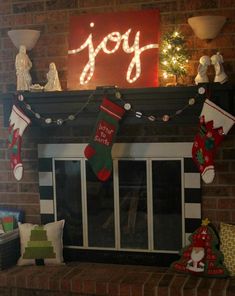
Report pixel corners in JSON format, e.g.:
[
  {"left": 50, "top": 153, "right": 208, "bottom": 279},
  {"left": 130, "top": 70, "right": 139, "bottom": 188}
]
[
  {"left": 152, "top": 160, "right": 182, "bottom": 251},
  {"left": 55, "top": 160, "right": 83, "bottom": 246},
  {"left": 86, "top": 163, "right": 115, "bottom": 248},
  {"left": 118, "top": 160, "right": 148, "bottom": 250}
]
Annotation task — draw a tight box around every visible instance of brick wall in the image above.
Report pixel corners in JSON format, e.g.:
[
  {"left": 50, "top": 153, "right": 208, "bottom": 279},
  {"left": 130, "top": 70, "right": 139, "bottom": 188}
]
[
  {"left": 0, "top": 0, "right": 235, "bottom": 228},
  {"left": 0, "top": 263, "right": 234, "bottom": 296},
  {"left": 1, "top": 0, "right": 235, "bottom": 91}
]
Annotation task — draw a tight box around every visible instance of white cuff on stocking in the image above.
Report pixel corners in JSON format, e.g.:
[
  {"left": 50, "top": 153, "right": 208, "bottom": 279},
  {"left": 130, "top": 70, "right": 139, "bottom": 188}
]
[
  {"left": 202, "top": 165, "right": 215, "bottom": 184},
  {"left": 10, "top": 105, "right": 31, "bottom": 136},
  {"left": 201, "top": 99, "right": 235, "bottom": 135},
  {"left": 14, "top": 163, "right": 23, "bottom": 181}
]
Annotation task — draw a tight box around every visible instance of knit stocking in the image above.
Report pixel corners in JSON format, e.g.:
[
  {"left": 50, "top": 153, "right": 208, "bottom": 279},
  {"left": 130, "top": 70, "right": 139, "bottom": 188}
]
[
  {"left": 192, "top": 99, "right": 235, "bottom": 183},
  {"left": 84, "top": 97, "right": 125, "bottom": 181},
  {"left": 8, "top": 105, "right": 31, "bottom": 181}
]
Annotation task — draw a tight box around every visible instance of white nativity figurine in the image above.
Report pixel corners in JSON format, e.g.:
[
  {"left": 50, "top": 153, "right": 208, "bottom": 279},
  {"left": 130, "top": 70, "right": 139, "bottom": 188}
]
[
  {"left": 44, "top": 62, "right": 62, "bottom": 91},
  {"left": 195, "top": 55, "right": 211, "bottom": 85},
  {"left": 15, "top": 45, "right": 32, "bottom": 91},
  {"left": 211, "top": 52, "right": 228, "bottom": 84}
]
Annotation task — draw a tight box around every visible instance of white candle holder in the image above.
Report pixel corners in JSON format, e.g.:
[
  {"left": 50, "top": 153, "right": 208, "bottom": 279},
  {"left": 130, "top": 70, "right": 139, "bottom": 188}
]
[
  {"left": 8, "top": 29, "right": 40, "bottom": 50},
  {"left": 188, "top": 15, "right": 226, "bottom": 41},
  {"left": 8, "top": 29, "right": 40, "bottom": 91}
]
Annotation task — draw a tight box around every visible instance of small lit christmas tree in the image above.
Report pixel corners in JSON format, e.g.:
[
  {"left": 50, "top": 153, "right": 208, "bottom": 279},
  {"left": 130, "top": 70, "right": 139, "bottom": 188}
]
[{"left": 160, "top": 30, "right": 189, "bottom": 85}]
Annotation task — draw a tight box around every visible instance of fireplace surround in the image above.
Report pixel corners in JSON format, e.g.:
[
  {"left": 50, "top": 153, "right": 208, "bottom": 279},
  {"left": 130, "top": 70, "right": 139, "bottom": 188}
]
[
  {"left": 1, "top": 84, "right": 235, "bottom": 266},
  {"left": 38, "top": 142, "right": 201, "bottom": 265}
]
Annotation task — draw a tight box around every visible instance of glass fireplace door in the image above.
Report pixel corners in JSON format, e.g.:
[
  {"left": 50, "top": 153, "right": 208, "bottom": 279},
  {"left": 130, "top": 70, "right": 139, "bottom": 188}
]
[
  {"left": 54, "top": 156, "right": 184, "bottom": 253},
  {"left": 55, "top": 159, "right": 83, "bottom": 247},
  {"left": 118, "top": 160, "right": 148, "bottom": 250},
  {"left": 86, "top": 162, "right": 115, "bottom": 248},
  {"left": 40, "top": 142, "right": 200, "bottom": 263}
]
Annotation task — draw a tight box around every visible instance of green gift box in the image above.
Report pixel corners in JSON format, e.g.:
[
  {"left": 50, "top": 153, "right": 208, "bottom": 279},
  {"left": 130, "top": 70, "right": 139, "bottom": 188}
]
[{"left": 2, "top": 216, "right": 14, "bottom": 232}]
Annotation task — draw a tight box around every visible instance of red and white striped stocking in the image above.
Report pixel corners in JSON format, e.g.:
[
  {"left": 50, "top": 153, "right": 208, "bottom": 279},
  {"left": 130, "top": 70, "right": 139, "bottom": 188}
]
[{"left": 8, "top": 105, "right": 31, "bottom": 181}]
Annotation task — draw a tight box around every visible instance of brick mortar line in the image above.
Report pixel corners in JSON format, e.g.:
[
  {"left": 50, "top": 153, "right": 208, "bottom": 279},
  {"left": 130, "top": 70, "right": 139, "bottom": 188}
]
[
  {"left": 154, "top": 272, "right": 166, "bottom": 296},
  {"left": 0, "top": 202, "right": 39, "bottom": 205},
  {"left": 143, "top": 271, "right": 155, "bottom": 285},
  {"left": 0, "top": 181, "right": 39, "bottom": 183},
  {"left": 0, "top": 193, "right": 39, "bottom": 195},
  {"left": 222, "top": 278, "right": 230, "bottom": 296},
  {"left": 208, "top": 278, "right": 216, "bottom": 296},
  {"left": 180, "top": 275, "right": 190, "bottom": 296},
  {"left": 11, "top": 8, "right": 79, "bottom": 14},
  {"left": 194, "top": 277, "right": 202, "bottom": 296},
  {"left": 140, "top": 271, "right": 154, "bottom": 296},
  {"left": 60, "top": 266, "right": 79, "bottom": 292},
  {"left": 174, "top": 7, "right": 235, "bottom": 13},
  {"left": 167, "top": 273, "right": 176, "bottom": 296}
]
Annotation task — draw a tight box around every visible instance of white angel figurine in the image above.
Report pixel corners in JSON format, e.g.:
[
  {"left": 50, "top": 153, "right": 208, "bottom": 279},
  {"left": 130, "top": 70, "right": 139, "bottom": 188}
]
[
  {"left": 211, "top": 52, "right": 228, "bottom": 84},
  {"left": 44, "top": 62, "right": 62, "bottom": 91},
  {"left": 194, "top": 55, "right": 211, "bottom": 85},
  {"left": 15, "top": 45, "right": 32, "bottom": 91}
]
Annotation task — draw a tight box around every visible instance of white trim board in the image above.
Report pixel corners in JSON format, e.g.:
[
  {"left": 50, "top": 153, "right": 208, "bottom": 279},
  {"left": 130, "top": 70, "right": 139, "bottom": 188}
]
[{"left": 38, "top": 142, "right": 193, "bottom": 158}]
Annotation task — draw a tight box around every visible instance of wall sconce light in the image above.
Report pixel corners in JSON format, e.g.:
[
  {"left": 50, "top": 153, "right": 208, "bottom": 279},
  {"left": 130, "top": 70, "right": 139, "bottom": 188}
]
[
  {"left": 8, "top": 29, "right": 40, "bottom": 50},
  {"left": 188, "top": 15, "right": 226, "bottom": 41},
  {"left": 8, "top": 29, "right": 41, "bottom": 92}
]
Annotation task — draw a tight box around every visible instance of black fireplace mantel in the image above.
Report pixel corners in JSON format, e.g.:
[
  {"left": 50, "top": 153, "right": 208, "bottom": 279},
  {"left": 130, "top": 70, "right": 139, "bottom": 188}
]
[{"left": 1, "top": 84, "right": 235, "bottom": 128}]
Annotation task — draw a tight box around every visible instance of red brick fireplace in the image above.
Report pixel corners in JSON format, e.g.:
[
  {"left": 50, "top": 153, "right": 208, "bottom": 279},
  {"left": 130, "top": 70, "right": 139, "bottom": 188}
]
[
  {"left": 1, "top": 84, "right": 235, "bottom": 267},
  {"left": 0, "top": 77, "right": 234, "bottom": 296},
  {"left": 1, "top": 84, "right": 235, "bottom": 227},
  {"left": 0, "top": 0, "right": 235, "bottom": 232},
  {"left": 0, "top": 1, "right": 234, "bottom": 295},
  {"left": 0, "top": 262, "right": 234, "bottom": 296}
]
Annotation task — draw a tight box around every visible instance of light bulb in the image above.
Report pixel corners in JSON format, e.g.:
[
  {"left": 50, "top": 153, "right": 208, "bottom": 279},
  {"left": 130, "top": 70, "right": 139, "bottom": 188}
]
[{"left": 163, "top": 72, "right": 168, "bottom": 78}]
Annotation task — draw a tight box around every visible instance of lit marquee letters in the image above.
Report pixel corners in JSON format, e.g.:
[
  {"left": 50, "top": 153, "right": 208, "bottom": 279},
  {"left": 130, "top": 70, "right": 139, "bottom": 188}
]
[{"left": 68, "top": 24, "right": 159, "bottom": 85}]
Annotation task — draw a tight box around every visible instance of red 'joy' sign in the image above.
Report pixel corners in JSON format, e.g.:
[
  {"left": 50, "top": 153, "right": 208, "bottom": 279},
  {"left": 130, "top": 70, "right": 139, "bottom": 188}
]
[{"left": 67, "top": 10, "right": 160, "bottom": 90}]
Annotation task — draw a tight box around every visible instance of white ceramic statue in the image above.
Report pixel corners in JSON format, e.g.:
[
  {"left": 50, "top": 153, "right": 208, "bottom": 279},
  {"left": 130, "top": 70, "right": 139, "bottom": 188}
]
[
  {"left": 44, "top": 62, "right": 62, "bottom": 91},
  {"left": 15, "top": 45, "right": 32, "bottom": 91},
  {"left": 211, "top": 52, "right": 228, "bottom": 84},
  {"left": 195, "top": 55, "right": 211, "bottom": 85}
]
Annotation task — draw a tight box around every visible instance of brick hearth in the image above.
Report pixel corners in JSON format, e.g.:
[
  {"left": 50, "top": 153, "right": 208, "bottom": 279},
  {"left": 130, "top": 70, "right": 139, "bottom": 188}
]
[{"left": 0, "top": 262, "right": 234, "bottom": 296}]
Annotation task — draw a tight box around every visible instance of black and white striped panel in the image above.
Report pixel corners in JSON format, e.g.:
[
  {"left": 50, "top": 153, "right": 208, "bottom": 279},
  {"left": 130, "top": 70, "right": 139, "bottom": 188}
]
[
  {"left": 184, "top": 157, "right": 201, "bottom": 245},
  {"left": 38, "top": 157, "right": 55, "bottom": 224}
]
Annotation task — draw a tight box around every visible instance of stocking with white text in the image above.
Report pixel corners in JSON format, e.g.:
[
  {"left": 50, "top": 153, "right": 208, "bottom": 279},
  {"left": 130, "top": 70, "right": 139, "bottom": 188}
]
[{"left": 84, "top": 97, "right": 125, "bottom": 181}]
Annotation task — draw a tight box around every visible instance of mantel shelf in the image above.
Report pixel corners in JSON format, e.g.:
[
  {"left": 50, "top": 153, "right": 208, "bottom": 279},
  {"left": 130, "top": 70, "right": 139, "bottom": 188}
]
[{"left": 1, "top": 84, "right": 235, "bottom": 127}]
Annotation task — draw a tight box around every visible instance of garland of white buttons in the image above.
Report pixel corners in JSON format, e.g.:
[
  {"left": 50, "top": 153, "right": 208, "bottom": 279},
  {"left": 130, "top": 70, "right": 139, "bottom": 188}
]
[{"left": 17, "top": 87, "right": 206, "bottom": 126}]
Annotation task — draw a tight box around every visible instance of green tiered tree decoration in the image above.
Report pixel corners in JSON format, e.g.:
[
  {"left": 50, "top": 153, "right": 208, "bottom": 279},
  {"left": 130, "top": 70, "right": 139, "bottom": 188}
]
[
  {"left": 172, "top": 218, "right": 229, "bottom": 277},
  {"left": 160, "top": 30, "right": 190, "bottom": 85},
  {"left": 23, "top": 226, "right": 55, "bottom": 265}
]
